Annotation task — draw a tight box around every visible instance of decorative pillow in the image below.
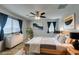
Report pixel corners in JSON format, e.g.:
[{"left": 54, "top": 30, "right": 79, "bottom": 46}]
[
  {"left": 58, "top": 35, "right": 66, "bottom": 43},
  {"left": 55, "top": 34, "right": 60, "bottom": 39}
]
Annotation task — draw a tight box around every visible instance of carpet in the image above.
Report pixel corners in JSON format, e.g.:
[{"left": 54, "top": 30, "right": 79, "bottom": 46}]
[{"left": 0, "top": 43, "right": 24, "bottom": 55}]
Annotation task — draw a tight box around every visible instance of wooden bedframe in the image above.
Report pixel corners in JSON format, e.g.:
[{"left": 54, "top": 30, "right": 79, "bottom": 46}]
[{"left": 24, "top": 44, "right": 67, "bottom": 55}]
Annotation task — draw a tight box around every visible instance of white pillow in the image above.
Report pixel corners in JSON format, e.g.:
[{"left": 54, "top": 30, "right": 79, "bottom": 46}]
[
  {"left": 55, "top": 34, "right": 60, "bottom": 40},
  {"left": 58, "top": 35, "right": 66, "bottom": 43}
]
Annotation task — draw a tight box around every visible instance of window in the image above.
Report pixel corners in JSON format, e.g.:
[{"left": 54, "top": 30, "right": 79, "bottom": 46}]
[
  {"left": 49, "top": 23, "right": 54, "bottom": 32},
  {"left": 13, "top": 19, "right": 20, "bottom": 32},
  {"left": 3, "top": 17, "right": 12, "bottom": 34},
  {"left": 3, "top": 17, "right": 20, "bottom": 34},
  {"left": 0, "top": 26, "right": 1, "bottom": 31}
]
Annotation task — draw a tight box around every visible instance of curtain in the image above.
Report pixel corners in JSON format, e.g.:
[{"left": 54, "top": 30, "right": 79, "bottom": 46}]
[
  {"left": 47, "top": 22, "right": 56, "bottom": 33},
  {"left": 18, "top": 19, "right": 23, "bottom": 33},
  {"left": 0, "top": 13, "right": 8, "bottom": 41},
  {"left": 53, "top": 22, "right": 56, "bottom": 33},
  {"left": 49, "top": 23, "right": 54, "bottom": 32},
  {"left": 47, "top": 22, "right": 51, "bottom": 33}
]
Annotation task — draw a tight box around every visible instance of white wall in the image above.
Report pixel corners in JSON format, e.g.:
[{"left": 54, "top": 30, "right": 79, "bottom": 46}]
[{"left": 31, "top": 19, "right": 59, "bottom": 37}]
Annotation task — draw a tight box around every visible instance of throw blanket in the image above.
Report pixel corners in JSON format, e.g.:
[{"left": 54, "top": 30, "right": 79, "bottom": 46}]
[
  {"left": 28, "top": 44, "right": 40, "bottom": 54},
  {"left": 27, "top": 37, "right": 41, "bottom": 54}
]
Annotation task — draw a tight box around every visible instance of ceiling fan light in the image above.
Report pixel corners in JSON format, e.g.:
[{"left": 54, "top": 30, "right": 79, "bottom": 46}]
[
  {"left": 35, "top": 16, "right": 40, "bottom": 20},
  {"left": 37, "top": 17, "right": 40, "bottom": 19}
]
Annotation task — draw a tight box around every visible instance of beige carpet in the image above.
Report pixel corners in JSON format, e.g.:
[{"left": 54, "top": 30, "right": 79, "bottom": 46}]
[{"left": 0, "top": 43, "right": 24, "bottom": 55}]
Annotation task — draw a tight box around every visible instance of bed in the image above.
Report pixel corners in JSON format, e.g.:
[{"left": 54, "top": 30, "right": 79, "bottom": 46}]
[{"left": 24, "top": 37, "right": 67, "bottom": 55}]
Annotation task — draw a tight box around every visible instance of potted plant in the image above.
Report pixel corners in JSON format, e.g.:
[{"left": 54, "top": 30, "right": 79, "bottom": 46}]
[{"left": 26, "top": 28, "right": 33, "bottom": 40}]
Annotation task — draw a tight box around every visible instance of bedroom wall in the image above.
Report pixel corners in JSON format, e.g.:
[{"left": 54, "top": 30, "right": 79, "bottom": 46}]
[
  {"left": 0, "top": 5, "right": 31, "bottom": 40},
  {"left": 31, "top": 19, "right": 60, "bottom": 37},
  {"left": 59, "top": 5, "right": 79, "bottom": 32},
  {"left": 31, "top": 5, "right": 79, "bottom": 37}
]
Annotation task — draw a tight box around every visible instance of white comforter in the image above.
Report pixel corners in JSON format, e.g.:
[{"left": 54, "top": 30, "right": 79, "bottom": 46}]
[
  {"left": 25, "top": 37, "right": 63, "bottom": 54},
  {"left": 26, "top": 37, "right": 60, "bottom": 44}
]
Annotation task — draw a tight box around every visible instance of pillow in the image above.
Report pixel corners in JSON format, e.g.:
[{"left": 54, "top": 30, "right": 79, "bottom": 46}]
[
  {"left": 55, "top": 34, "right": 60, "bottom": 40},
  {"left": 58, "top": 35, "right": 66, "bottom": 43}
]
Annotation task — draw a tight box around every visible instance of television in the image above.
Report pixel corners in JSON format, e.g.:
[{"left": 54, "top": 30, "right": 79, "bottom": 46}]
[
  {"left": 70, "top": 32, "right": 79, "bottom": 50},
  {"left": 70, "top": 32, "right": 79, "bottom": 40}
]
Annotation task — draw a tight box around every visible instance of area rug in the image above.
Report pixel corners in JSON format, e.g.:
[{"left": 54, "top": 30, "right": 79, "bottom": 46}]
[{"left": 0, "top": 43, "right": 24, "bottom": 55}]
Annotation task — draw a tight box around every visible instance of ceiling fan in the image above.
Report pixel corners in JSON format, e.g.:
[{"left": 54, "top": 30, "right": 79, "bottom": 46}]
[{"left": 27, "top": 11, "right": 46, "bottom": 20}]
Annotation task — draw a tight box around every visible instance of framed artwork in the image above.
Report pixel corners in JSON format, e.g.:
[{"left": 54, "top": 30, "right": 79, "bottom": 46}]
[
  {"left": 33, "top": 23, "right": 43, "bottom": 30},
  {"left": 33, "top": 21, "right": 43, "bottom": 30},
  {"left": 64, "top": 14, "right": 75, "bottom": 30}
]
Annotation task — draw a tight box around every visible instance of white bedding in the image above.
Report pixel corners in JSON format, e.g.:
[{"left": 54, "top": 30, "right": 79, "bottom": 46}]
[
  {"left": 25, "top": 37, "right": 65, "bottom": 54},
  {"left": 26, "top": 37, "right": 60, "bottom": 45},
  {"left": 26, "top": 37, "right": 41, "bottom": 54},
  {"left": 26, "top": 37, "right": 41, "bottom": 44}
]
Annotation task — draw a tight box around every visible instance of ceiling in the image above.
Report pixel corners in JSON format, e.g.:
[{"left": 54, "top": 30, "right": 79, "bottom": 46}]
[{"left": 0, "top": 4, "right": 77, "bottom": 20}]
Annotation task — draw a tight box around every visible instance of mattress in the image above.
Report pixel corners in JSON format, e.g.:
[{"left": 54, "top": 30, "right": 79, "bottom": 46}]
[{"left": 24, "top": 37, "right": 67, "bottom": 54}]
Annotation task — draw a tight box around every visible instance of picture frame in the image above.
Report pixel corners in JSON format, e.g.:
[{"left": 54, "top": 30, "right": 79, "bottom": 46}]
[
  {"left": 33, "top": 21, "right": 43, "bottom": 30},
  {"left": 64, "top": 14, "right": 75, "bottom": 30}
]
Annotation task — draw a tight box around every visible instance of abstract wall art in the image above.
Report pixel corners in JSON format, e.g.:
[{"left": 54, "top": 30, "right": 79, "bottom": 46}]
[
  {"left": 64, "top": 14, "right": 75, "bottom": 30},
  {"left": 33, "top": 23, "right": 43, "bottom": 30}
]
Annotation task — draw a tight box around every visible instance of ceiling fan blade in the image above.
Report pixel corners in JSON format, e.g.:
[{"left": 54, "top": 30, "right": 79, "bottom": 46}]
[
  {"left": 41, "top": 12, "right": 45, "bottom": 15},
  {"left": 26, "top": 15, "right": 35, "bottom": 17},
  {"left": 40, "top": 16, "right": 46, "bottom": 18},
  {"left": 29, "top": 16, "right": 35, "bottom": 17},
  {"left": 30, "top": 12, "right": 35, "bottom": 15}
]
